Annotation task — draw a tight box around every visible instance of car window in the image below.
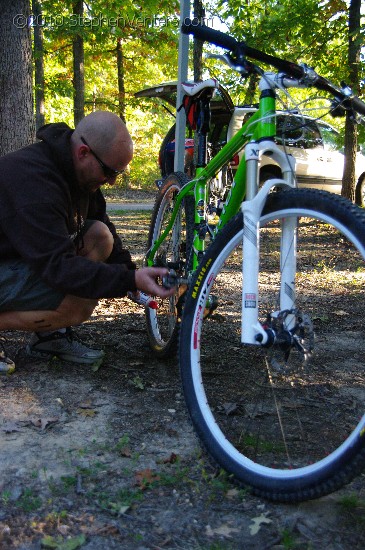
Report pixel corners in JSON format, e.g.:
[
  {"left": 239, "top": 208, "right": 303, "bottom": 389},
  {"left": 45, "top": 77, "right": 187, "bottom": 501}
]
[
  {"left": 317, "top": 123, "right": 342, "bottom": 152},
  {"left": 276, "top": 115, "right": 322, "bottom": 148}
]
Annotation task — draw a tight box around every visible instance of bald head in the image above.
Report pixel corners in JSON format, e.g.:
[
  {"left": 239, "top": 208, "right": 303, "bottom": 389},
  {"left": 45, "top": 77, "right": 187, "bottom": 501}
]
[
  {"left": 71, "top": 111, "right": 134, "bottom": 191},
  {"left": 72, "top": 111, "right": 133, "bottom": 168}
]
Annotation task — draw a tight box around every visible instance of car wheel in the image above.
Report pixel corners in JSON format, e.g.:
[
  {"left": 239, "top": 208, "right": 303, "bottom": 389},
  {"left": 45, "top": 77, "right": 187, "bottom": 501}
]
[{"left": 355, "top": 175, "right": 365, "bottom": 207}]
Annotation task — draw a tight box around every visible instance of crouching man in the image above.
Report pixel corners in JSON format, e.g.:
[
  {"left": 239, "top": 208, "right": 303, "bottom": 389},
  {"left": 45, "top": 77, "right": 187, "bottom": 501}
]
[{"left": 0, "top": 111, "right": 172, "bottom": 372}]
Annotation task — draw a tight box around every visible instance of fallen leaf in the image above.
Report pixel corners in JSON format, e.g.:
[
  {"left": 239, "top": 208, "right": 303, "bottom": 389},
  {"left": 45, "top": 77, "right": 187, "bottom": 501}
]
[
  {"left": 157, "top": 453, "right": 179, "bottom": 464},
  {"left": 135, "top": 468, "right": 160, "bottom": 490},
  {"left": 131, "top": 375, "right": 144, "bottom": 390},
  {"left": 249, "top": 513, "right": 272, "bottom": 535},
  {"left": 226, "top": 488, "right": 240, "bottom": 499},
  {"left": 91, "top": 361, "right": 103, "bottom": 372},
  {"left": 118, "top": 446, "right": 132, "bottom": 458},
  {"left": 108, "top": 502, "right": 130, "bottom": 515},
  {"left": 31, "top": 417, "right": 59, "bottom": 430},
  {"left": 41, "top": 533, "right": 86, "bottom": 549},
  {"left": 206, "top": 523, "right": 240, "bottom": 538},
  {"left": 76, "top": 408, "right": 97, "bottom": 417}
]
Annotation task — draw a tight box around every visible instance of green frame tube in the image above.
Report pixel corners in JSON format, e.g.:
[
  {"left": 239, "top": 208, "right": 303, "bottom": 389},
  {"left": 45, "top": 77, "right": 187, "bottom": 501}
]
[{"left": 146, "top": 94, "right": 276, "bottom": 268}]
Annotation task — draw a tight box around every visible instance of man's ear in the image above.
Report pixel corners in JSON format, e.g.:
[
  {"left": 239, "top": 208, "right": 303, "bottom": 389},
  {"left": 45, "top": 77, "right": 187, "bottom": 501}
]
[
  {"left": 77, "top": 144, "right": 89, "bottom": 160},
  {"left": 75, "top": 144, "right": 90, "bottom": 161}
]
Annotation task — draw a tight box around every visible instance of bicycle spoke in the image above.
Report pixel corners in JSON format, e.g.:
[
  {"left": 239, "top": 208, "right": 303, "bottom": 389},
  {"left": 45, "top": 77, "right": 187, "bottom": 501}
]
[{"left": 181, "top": 190, "right": 365, "bottom": 500}]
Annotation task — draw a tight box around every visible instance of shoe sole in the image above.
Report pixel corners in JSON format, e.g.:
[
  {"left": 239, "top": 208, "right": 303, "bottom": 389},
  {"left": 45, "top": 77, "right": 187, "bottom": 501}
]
[{"left": 26, "top": 346, "right": 105, "bottom": 365}]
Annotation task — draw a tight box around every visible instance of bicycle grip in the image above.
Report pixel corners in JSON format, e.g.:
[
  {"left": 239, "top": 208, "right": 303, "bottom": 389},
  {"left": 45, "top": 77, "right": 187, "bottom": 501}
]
[
  {"left": 181, "top": 21, "right": 305, "bottom": 79},
  {"left": 181, "top": 19, "right": 238, "bottom": 51},
  {"left": 350, "top": 95, "right": 365, "bottom": 117}
]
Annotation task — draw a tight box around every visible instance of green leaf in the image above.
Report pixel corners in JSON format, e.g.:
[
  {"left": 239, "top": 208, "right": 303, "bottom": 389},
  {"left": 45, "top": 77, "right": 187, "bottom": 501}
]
[{"left": 41, "top": 534, "right": 86, "bottom": 550}]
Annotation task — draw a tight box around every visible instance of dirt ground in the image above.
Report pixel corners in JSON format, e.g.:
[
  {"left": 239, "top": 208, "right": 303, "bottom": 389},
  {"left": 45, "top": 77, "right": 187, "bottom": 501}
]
[{"left": 1, "top": 204, "right": 365, "bottom": 550}]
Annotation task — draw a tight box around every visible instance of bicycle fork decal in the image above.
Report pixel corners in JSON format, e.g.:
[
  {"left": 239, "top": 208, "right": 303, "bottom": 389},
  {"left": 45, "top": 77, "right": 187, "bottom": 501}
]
[{"left": 244, "top": 293, "right": 256, "bottom": 308}]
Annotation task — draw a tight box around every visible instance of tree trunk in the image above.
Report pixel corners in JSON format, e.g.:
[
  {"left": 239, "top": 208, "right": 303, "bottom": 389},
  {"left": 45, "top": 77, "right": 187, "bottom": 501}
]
[
  {"left": 341, "top": 0, "right": 361, "bottom": 203},
  {"left": 193, "top": 0, "right": 205, "bottom": 82},
  {"left": 0, "top": 0, "right": 35, "bottom": 155},
  {"left": 32, "top": 0, "right": 45, "bottom": 130},
  {"left": 72, "top": 0, "right": 85, "bottom": 126},
  {"left": 243, "top": 73, "right": 259, "bottom": 105},
  {"left": 116, "top": 38, "right": 126, "bottom": 123}
]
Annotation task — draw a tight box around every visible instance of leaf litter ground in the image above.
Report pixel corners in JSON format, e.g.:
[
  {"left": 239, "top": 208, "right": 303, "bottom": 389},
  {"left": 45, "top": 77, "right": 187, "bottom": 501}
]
[{"left": 1, "top": 206, "right": 365, "bottom": 549}]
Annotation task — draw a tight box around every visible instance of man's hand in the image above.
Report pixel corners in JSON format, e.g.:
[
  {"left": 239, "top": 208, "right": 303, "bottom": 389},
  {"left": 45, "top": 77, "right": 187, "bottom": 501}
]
[{"left": 134, "top": 267, "right": 175, "bottom": 299}]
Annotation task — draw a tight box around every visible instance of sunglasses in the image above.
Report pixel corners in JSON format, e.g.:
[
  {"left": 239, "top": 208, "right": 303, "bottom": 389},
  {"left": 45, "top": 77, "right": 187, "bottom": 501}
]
[{"left": 80, "top": 136, "right": 124, "bottom": 178}]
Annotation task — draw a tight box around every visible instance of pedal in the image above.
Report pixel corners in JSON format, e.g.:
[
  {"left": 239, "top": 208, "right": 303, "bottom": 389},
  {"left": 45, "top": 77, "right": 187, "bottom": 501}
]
[{"left": 162, "top": 270, "right": 188, "bottom": 289}]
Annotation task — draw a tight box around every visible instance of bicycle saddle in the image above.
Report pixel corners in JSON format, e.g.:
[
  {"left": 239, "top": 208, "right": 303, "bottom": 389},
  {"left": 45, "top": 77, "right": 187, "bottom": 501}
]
[{"left": 181, "top": 78, "right": 220, "bottom": 97}]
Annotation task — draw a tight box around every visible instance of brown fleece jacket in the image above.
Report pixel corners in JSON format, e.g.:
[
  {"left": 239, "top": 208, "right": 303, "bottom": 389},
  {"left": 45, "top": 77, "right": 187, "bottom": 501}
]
[{"left": 0, "top": 123, "right": 137, "bottom": 299}]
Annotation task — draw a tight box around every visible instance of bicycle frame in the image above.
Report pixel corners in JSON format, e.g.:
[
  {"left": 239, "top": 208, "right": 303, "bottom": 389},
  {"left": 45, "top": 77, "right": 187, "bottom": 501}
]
[
  {"left": 146, "top": 91, "right": 275, "bottom": 264},
  {"left": 146, "top": 73, "right": 298, "bottom": 345}
]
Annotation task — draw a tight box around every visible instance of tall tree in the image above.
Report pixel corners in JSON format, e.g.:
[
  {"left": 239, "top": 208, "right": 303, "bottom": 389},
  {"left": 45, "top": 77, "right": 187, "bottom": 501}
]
[
  {"left": 0, "top": 0, "right": 35, "bottom": 155},
  {"left": 116, "top": 38, "right": 126, "bottom": 122},
  {"left": 342, "top": 0, "right": 361, "bottom": 202},
  {"left": 193, "top": 0, "right": 204, "bottom": 81},
  {"left": 72, "top": 0, "right": 85, "bottom": 125},
  {"left": 32, "top": 0, "right": 45, "bottom": 130}
]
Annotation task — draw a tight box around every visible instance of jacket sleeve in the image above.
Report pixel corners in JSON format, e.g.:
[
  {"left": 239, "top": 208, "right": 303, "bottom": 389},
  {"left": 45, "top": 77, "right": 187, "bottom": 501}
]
[{"left": 0, "top": 200, "right": 137, "bottom": 300}]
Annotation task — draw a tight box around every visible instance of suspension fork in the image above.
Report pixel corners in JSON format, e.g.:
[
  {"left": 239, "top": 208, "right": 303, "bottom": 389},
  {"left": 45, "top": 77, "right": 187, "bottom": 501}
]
[{"left": 241, "top": 142, "right": 297, "bottom": 345}]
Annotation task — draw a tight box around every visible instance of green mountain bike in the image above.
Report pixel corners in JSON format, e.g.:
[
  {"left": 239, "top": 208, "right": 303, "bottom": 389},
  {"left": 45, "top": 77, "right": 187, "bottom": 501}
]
[{"left": 146, "top": 22, "right": 365, "bottom": 502}]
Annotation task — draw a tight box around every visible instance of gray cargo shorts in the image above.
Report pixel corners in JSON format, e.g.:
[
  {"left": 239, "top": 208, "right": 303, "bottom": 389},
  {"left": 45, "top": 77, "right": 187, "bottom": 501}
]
[
  {"left": 0, "top": 260, "right": 65, "bottom": 312},
  {"left": 0, "top": 220, "right": 97, "bottom": 312}
]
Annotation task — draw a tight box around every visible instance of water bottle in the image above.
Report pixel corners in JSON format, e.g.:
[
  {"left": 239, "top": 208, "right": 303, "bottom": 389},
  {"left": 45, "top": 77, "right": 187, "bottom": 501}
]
[{"left": 127, "top": 291, "right": 158, "bottom": 309}]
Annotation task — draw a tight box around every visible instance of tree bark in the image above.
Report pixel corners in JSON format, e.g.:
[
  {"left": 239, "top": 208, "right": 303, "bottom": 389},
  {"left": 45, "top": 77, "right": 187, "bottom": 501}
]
[
  {"left": 72, "top": 0, "right": 85, "bottom": 126},
  {"left": 32, "top": 0, "right": 45, "bottom": 130},
  {"left": 0, "top": 0, "right": 35, "bottom": 155},
  {"left": 341, "top": 0, "right": 361, "bottom": 202},
  {"left": 193, "top": 0, "right": 204, "bottom": 82},
  {"left": 116, "top": 38, "right": 126, "bottom": 123}
]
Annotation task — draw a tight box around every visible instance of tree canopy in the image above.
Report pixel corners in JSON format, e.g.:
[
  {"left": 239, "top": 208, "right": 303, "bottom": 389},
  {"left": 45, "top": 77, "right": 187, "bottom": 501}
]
[{"left": 1, "top": 0, "right": 364, "bottom": 189}]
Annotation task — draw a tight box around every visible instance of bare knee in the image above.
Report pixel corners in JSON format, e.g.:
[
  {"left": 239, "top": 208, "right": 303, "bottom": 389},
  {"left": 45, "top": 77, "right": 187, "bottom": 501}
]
[{"left": 80, "top": 221, "right": 114, "bottom": 262}]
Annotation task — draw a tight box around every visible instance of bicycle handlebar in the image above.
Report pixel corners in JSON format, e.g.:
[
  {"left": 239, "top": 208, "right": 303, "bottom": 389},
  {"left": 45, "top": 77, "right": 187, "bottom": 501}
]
[
  {"left": 181, "top": 21, "right": 305, "bottom": 78},
  {"left": 181, "top": 21, "right": 365, "bottom": 118}
]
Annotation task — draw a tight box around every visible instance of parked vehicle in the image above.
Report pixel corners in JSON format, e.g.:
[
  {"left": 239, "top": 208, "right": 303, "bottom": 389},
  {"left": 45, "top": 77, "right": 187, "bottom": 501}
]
[{"left": 135, "top": 81, "right": 365, "bottom": 205}]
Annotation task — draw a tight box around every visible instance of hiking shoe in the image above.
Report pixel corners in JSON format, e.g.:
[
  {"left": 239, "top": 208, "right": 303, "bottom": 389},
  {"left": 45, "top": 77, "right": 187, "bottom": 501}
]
[
  {"left": 26, "top": 328, "right": 105, "bottom": 365},
  {"left": 0, "top": 351, "right": 15, "bottom": 374}
]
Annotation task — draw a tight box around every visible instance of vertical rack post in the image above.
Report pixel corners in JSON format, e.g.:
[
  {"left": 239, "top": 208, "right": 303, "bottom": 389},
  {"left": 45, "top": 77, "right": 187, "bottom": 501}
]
[{"left": 174, "top": 0, "right": 190, "bottom": 172}]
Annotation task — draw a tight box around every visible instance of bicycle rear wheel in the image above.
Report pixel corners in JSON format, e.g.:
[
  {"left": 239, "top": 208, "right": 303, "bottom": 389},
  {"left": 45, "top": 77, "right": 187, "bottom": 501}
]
[
  {"left": 180, "top": 188, "right": 365, "bottom": 502},
  {"left": 146, "top": 172, "right": 194, "bottom": 357}
]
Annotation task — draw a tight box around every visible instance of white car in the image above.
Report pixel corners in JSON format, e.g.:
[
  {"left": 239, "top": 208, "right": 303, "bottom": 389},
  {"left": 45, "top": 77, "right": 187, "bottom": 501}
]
[{"left": 227, "top": 106, "right": 365, "bottom": 202}]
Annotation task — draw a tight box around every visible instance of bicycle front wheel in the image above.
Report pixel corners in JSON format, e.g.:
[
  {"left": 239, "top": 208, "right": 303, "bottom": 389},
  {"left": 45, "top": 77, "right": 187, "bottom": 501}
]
[
  {"left": 146, "top": 172, "right": 194, "bottom": 357},
  {"left": 180, "top": 188, "right": 365, "bottom": 502}
]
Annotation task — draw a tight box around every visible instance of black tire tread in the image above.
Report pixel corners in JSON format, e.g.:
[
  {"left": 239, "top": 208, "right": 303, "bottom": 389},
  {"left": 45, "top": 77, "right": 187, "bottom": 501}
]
[{"left": 180, "top": 188, "right": 365, "bottom": 502}]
